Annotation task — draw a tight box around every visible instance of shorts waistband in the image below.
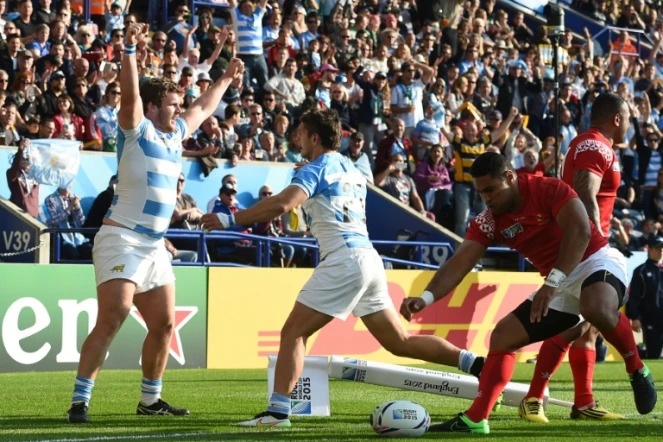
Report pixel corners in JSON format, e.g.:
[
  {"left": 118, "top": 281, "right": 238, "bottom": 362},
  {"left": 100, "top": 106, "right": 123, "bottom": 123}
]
[{"left": 99, "top": 225, "right": 161, "bottom": 243}]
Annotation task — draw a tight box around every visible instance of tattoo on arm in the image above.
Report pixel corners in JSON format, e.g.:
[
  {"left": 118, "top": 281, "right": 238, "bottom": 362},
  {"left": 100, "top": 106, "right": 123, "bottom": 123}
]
[{"left": 573, "top": 170, "right": 603, "bottom": 234}]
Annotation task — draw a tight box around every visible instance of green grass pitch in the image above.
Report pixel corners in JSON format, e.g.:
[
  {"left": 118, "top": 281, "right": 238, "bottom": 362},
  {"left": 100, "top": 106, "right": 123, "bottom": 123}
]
[{"left": 0, "top": 361, "right": 662, "bottom": 441}]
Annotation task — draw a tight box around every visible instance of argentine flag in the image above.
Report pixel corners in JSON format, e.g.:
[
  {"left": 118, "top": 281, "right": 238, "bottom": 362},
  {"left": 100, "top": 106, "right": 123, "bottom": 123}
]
[{"left": 26, "top": 139, "right": 82, "bottom": 190}]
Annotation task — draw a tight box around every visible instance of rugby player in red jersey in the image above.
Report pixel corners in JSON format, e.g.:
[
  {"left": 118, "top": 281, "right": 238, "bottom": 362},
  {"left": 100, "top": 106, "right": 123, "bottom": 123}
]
[
  {"left": 400, "top": 152, "right": 657, "bottom": 434},
  {"left": 520, "top": 92, "right": 628, "bottom": 422}
]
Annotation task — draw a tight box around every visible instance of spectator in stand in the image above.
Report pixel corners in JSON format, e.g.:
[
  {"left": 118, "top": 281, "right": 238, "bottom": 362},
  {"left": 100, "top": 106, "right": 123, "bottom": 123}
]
[
  {"left": 45, "top": 183, "right": 92, "bottom": 260},
  {"left": 53, "top": 94, "right": 84, "bottom": 140},
  {"left": 413, "top": 144, "right": 453, "bottom": 229},
  {"left": 84, "top": 174, "right": 117, "bottom": 230},
  {"left": 376, "top": 118, "right": 413, "bottom": 175},
  {"left": 171, "top": 173, "right": 203, "bottom": 229},
  {"left": 390, "top": 60, "right": 435, "bottom": 138},
  {"left": 207, "top": 174, "right": 241, "bottom": 213},
  {"left": 89, "top": 82, "right": 120, "bottom": 152},
  {"left": 342, "top": 132, "right": 373, "bottom": 184},
  {"left": 375, "top": 152, "right": 433, "bottom": 220},
  {"left": 0, "top": 103, "right": 20, "bottom": 146},
  {"left": 33, "top": 0, "right": 54, "bottom": 26},
  {"left": 265, "top": 58, "right": 307, "bottom": 107},
  {"left": 6, "top": 139, "right": 38, "bottom": 218},
  {"left": 228, "top": 0, "right": 269, "bottom": 90},
  {"left": 493, "top": 59, "right": 541, "bottom": 117},
  {"left": 37, "top": 70, "right": 66, "bottom": 118},
  {"left": 13, "top": 0, "right": 36, "bottom": 38},
  {"left": 354, "top": 67, "right": 388, "bottom": 157}
]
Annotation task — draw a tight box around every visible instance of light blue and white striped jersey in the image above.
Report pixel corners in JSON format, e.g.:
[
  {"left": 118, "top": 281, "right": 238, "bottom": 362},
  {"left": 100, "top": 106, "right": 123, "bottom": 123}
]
[
  {"left": 230, "top": 6, "right": 265, "bottom": 55},
  {"left": 291, "top": 152, "right": 372, "bottom": 258},
  {"left": 106, "top": 117, "right": 188, "bottom": 239}
]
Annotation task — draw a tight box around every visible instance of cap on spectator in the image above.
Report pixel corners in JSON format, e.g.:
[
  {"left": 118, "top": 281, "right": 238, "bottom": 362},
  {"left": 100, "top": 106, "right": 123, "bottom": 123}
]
[
  {"left": 489, "top": 110, "right": 503, "bottom": 121},
  {"left": 414, "top": 54, "right": 427, "bottom": 64},
  {"left": 350, "top": 132, "right": 364, "bottom": 141},
  {"left": 648, "top": 235, "right": 663, "bottom": 248},
  {"left": 197, "top": 72, "right": 212, "bottom": 83},
  {"left": 185, "top": 87, "right": 199, "bottom": 98},
  {"left": 544, "top": 67, "right": 554, "bottom": 81},
  {"left": 374, "top": 71, "right": 387, "bottom": 79},
  {"left": 507, "top": 59, "right": 527, "bottom": 71},
  {"left": 19, "top": 51, "right": 32, "bottom": 59},
  {"left": 223, "top": 87, "right": 240, "bottom": 104},
  {"left": 111, "top": 1, "right": 122, "bottom": 8},
  {"left": 51, "top": 70, "right": 66, "bottom": 79},
  {"left": 319, "top": 64, "right": 339, "bottom": 73},
  {"left": 495, "top": 40, "right": 512, "bottom": 50},
  {"left": 220, "top": 183, "right": 237, "bottom": 195}
]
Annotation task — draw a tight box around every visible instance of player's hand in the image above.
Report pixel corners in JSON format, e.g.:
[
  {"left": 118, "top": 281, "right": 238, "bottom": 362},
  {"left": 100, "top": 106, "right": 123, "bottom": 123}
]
[
  {"left": 530, "top": 284, "right": 556, "bottom": 323},
  {"left": 125, "top": 23, "right": 148, "bottom": 46},
  {"left": 200, "top": 212, "right": 234, "bottom": 232},
  {"left": 631, "top": 319, "right": 642, "bottom": 333},
  {"left": 509, "top": 107, "right": 519, "bottom": 119},
  {"left": 400, "top": 297, "right": 427, "bottom": 322},
  {"left": 223, "top": 58, "right": 245, "bottom": 82}
]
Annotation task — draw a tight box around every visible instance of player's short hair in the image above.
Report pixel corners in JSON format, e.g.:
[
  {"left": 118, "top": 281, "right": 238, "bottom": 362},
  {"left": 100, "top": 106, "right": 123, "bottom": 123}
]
[
  {"left": 470, "top": 152, "right": 511, "bottom": 179},
  {"left": 300, "top": 109, "right": 342, "bottom": 151},
  {"left": 139, "top": 77, "right": 181, "bottom": 114},
  {"left": 590, "top": 92, "right": 629, "bottom": 126}
]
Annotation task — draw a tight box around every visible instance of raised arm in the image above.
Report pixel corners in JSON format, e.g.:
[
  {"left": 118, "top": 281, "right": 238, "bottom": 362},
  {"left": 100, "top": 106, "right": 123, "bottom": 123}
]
[
  {"left": 181, "top": 25, "right": 197, "bottom": 60},
  {"left": 180, "top": 58, "right": 244, "bottom": 136},
  {"left": 490, "top": 107, "right": 518, "bottom": 144},
  {"left": 118, "top": 22, "right": 148, "bottom": 131},
  {"left": 400, "top": 239, "right": 486, "bottom": 321}
]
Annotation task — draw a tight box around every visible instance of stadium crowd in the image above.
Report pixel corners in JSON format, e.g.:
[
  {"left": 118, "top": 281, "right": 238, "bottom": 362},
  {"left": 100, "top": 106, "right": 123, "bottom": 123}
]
[{"left": 5, "top": 0, "right": 663, "bottom": 256}]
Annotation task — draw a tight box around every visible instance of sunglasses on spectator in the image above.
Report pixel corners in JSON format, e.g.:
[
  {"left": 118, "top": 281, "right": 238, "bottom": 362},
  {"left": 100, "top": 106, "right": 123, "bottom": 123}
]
[
  {"left": 261, "top": 191, "right": 273, "bottom": 196},
  {"left": 165, "top": 70, "right": 177, "bottom": 75},
  {"left": 183, "top": 72, "right": 193, "bottom": 77},
  {"left": 264, "top": 97, "right": 274, "bottom": 102},
  {"left": 154, "top": 38, "right": 166, "bottom": 42},
  {"left": 0, "top": 78, "right": 7, "bottom": 83},
  {"left": 178, "top": 179, "right": 185, "bottom": 183},
  {"left": 109, "top": 90, "right": 121, "bottom": 95},
  {"left": 227, "top": 180, "right": 237, "bottom": 185},
  {"left": 82, "top": 33, "right": 91, "bottom": 37},
  {"left": 243, "top": 97, "right": 254, "bottom": 102},
  {"left": 251, "top": 112, "right": 262, "bottom": 116},
  {"left": 114, "top": 34, "right": 124, "bottom": 38}
]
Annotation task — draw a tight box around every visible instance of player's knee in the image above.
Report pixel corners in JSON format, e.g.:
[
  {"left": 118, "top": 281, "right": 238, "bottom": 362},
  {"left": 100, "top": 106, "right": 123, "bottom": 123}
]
[{"left": 147, "top": 320, "right": 174, "bottom": 337}]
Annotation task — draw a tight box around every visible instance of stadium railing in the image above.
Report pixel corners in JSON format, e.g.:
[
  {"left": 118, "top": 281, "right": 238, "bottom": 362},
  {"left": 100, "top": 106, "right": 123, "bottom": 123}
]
[{"left": 45, "top": 228, "right": 527, "bottom": 271}]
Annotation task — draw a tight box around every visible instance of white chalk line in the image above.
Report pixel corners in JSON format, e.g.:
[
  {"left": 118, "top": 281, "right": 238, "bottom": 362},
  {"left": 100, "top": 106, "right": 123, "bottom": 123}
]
[{"left": 8, "top": 425, "right": 369, "bottom": 442}]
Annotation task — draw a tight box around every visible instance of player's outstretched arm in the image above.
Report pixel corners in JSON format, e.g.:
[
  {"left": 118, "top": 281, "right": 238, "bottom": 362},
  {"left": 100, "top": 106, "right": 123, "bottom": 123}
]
[
  {"left": 181, "top": 58, "right": 245, "bottom": 136},
  {"left": 400, "top": 240, "right": 486, "bottom": 321},
  {"left": 200, "top": 185, "right": 308, "bottom": 231},
  {"left": 118, "top": 23, "right": 148, "bottom": 131}
]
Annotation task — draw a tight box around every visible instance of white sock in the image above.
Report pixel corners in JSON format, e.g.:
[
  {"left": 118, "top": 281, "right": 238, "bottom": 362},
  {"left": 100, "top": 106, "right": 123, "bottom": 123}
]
[{"left": 141, "top": 378, "right": 162, "bottom": 406}]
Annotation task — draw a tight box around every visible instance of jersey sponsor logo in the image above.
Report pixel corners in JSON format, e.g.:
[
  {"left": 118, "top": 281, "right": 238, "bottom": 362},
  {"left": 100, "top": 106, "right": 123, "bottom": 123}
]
[
  {"left": 573, "top": 139, "right": 613, "bottom": 162},
  {"left": 501, "top": 223, "right": 524, "bottom": 238},
  {"left": 474, "top": 210, "right": 495, "bottom": 239}
]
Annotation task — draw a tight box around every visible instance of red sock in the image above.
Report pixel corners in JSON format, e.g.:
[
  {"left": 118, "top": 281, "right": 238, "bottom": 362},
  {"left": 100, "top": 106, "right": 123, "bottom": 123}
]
[
  {"left": 569, "top": 347, "right": 595, "bottom": 408},
  {"left": 526, "top": 335, "right": 571, "bottom": 400},
  {"left": 601, "top": 313, "right": 644, "bottom": 374},
  {"left": 466, "top": 351, "right": 516, "bottom": 422}
]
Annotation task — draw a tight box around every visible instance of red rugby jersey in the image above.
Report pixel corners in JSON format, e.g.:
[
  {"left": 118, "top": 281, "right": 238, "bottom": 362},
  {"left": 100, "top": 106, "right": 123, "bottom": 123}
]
[{"left": 465, "top": 174, "right": 608, "bottom": 277}]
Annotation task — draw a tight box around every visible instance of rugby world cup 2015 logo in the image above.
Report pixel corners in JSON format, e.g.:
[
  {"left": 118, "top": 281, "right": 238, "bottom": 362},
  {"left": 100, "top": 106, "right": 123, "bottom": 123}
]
[{"left": 291, "top": 400, "right": 312, "bottom": 415}]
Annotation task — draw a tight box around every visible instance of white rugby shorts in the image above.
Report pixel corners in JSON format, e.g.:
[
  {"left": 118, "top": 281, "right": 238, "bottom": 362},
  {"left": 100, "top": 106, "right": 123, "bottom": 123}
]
[
  {"left": 528, "top": 245, "right": 628, "bottom": 315},
  {"left": 93, "top": 225, "right": 175, "bottom": 294},
  {"left": 297, "top": 247, "right": 393, "bottom": 320}
]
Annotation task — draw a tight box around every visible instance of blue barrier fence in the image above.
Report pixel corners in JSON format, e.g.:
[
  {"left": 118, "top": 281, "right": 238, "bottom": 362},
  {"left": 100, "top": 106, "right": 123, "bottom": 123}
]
[{"left": 45, "top": 227, "right": 528, "bottom": 271}]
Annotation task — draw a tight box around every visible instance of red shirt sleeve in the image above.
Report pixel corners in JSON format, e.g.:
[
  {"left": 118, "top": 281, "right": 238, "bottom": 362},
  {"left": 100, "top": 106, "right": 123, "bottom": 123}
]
[
  {"left": 572, "top": 140, "right": 611, "bottom": 178},
  {"left": 464, "top": 210, "right": 495, "bottom": 247},
  {"left": 540, "top": 177, "right": 579, "bottom": 218}
]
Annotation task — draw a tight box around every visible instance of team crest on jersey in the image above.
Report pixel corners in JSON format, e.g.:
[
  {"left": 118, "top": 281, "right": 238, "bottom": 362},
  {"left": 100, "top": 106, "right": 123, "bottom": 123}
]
[{"left": 501, "top": 223, "right": 524, "bottom": 238}]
